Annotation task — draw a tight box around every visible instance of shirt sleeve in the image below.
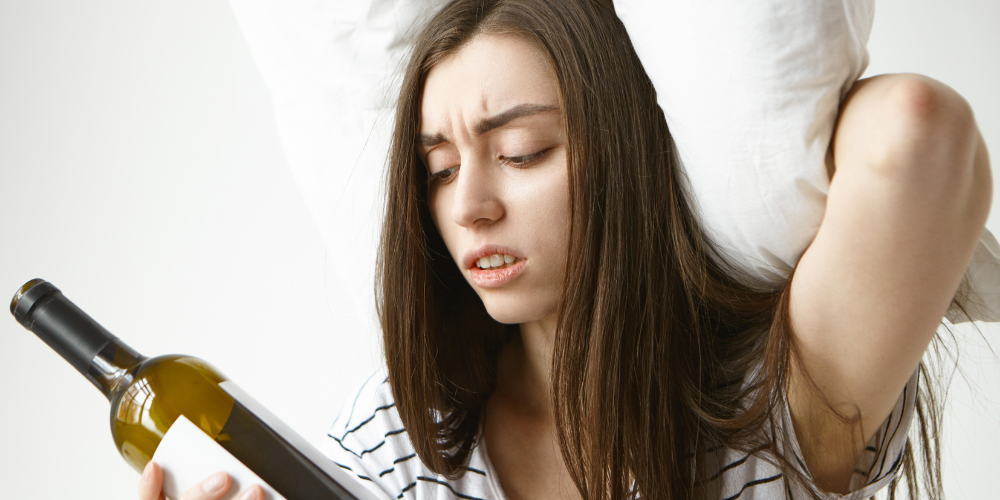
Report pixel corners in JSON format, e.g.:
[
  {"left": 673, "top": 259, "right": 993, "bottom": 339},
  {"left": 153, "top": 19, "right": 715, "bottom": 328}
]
[
  {"left": 782, "top": 366, "right": 920, "bottom": 499},
  {"left": 320, "top": 368, "right": 502, "bottom": 500}
]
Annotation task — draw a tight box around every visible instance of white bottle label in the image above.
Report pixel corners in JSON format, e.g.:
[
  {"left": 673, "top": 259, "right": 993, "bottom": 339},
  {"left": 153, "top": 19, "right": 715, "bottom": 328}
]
[{"left": 153, "top": 415, "right": 285, "bottom": 500}]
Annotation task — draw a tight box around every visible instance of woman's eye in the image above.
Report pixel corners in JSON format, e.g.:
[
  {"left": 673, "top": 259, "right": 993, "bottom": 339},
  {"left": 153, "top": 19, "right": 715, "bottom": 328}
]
[
  {"left": 501, "top": 150, "right": 547, "bottom": 167},
  {"left": 428, "top": 165, "right": 459, "bottom": 186}
]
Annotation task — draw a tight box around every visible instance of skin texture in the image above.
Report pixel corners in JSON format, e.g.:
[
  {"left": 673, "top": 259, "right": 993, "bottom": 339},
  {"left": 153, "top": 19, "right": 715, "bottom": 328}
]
[
  {"left": 418, "top": 34, "right": 580, "bottom": 499},
  {"left": 420, "top": 34, "right": 570, "bottom": 328}
]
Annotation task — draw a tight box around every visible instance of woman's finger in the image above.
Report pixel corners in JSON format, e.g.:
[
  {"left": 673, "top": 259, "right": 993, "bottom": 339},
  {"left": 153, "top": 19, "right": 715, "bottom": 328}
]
[
  {"left": 179, "top": 471, "right": 233, "bottom": 500},
  {"left": 233, "top": 484, "right": 265, "bottom": 500},
  {"left": 138, "top": 463, "right": 261, "bottom": 500},
  {"left": 138, "top": 461, "right": 166, "bottom": 500}
]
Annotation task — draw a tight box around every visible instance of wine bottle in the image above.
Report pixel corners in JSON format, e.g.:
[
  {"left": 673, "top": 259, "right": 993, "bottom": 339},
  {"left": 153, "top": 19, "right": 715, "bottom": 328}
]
[{"left": 10, "top": 279, "right": 374, "bottom": 500}]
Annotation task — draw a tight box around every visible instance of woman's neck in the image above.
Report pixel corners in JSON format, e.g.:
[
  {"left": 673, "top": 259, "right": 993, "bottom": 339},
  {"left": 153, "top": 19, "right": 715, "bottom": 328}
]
[
  {"left": 495, "top": 316, "right": 558, "bottom": 420},
  {"left": 484, "top": 316, "right": 584, "bottom": 500}
]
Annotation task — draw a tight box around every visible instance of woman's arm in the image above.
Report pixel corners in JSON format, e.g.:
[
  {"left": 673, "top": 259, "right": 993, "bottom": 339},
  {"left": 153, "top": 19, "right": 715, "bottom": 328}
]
[{"left": 787, "top": 73, "right": 992, "bottom": 492}]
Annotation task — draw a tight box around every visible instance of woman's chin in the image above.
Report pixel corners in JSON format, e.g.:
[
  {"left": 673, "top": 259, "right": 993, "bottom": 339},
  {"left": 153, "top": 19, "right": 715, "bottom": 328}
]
[{"left": 480, "top": 298, "right": 555, "bottom": 326}]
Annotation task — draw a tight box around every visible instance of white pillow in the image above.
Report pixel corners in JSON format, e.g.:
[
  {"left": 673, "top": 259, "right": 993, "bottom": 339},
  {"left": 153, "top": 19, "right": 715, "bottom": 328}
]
[
  {"left": 229, "top": 0, "right": 999, "bottom": 325},
  {"left": 229, "top": 0, "right": 447, "bottom": 336},
  {"left": 614, "top": 0, "right": 999, "bottom": 323},
  {"left": 615, "top": 0, "right": 872, "bottom": 283}
]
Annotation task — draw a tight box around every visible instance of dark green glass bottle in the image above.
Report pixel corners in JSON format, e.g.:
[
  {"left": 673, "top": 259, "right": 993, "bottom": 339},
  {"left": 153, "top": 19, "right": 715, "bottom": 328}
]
[{"left": 10, "top": 279, "right": 364, "bottom": 500}]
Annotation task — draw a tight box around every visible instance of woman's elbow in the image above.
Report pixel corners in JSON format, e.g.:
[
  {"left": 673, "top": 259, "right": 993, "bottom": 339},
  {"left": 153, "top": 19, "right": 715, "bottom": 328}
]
[
  {"left": 893, "top": 75, "right": 991, "bottom": 238},
  {"left": 839, "top": 73, "right": 991, "bottom": 225},
  {"left": 875, "top": 75, "right": 979, "bottom": 177}
]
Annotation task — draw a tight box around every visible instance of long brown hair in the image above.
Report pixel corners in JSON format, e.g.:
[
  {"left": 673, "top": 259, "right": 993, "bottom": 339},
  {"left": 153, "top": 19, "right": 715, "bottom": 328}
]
[{"left": 376, "top": 0, "right": 945, "bottom": 498}]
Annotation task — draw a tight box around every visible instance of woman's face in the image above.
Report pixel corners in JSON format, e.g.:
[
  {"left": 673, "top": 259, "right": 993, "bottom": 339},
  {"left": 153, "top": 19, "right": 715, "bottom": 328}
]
[{"left": 418, "top": 34, "right": 569, "bottom": 325}]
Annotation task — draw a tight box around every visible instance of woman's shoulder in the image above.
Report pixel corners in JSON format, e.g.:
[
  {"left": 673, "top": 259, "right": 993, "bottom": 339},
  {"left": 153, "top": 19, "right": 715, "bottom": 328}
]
[
  {"left": 322, "top": 367, "right": 504, "bottom": 500},
  {"left": 326, "top": 368, "right": 399, "bottom": 461}
]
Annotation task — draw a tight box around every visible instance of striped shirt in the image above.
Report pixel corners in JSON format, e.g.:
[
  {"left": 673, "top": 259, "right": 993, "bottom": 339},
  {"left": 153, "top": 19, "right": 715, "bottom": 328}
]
[{"left": 321, "top": 367, "right": 917, "bottom": 500}]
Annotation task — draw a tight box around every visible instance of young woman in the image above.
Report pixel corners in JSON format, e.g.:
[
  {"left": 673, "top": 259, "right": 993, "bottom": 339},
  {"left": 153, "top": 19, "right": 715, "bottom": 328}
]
[{"left": 138, "top": 0, "right": 991, "bottom": 498}]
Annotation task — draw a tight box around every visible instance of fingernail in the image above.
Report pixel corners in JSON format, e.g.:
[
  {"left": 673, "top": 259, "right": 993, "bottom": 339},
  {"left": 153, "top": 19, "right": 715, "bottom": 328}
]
[
  {"left": 141, "top": 462, "right": 154, "bottom": 482},
  {"left": 238, "top": 486, "right": 263, "bottom": 500},
  {"left": 203, "top": 472, "right": 227, "bottom": 493}
]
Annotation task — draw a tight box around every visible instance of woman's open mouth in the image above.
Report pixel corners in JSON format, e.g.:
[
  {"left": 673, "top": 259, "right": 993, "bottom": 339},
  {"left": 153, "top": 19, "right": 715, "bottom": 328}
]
[
  {"left": 474, "top": 253, "right": 520, "bottom": 270},
  {"left": 469, "top": 253, "right": 526, "bottom": 288}
]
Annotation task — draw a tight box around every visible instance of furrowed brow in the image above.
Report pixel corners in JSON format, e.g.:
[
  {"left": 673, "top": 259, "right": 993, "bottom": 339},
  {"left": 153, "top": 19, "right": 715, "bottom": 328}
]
[
  {"left": 416, "top": 103, "right": 559, "bottom": 148},
  {"left": 418, "top": 132, "right": 447, "bottom": 148},
  {"left": 475, "top": 104, "right": 559, "bottom": 135}
]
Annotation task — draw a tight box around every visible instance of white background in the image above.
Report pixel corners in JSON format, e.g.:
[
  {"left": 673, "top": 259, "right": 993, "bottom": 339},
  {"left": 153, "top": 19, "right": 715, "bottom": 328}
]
[{"left": 0, "top": 1, "right": 996, "bottom": 498}]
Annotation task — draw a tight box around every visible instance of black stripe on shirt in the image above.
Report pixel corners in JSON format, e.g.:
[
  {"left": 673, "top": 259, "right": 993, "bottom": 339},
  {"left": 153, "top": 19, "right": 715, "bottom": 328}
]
[
  {"left": 869, "top": 422, "right": 890, "bottom": 474},
  {"left": 784, "top": 476, "right": 795, "bottom": 500},
  {"left": 396, "top": 481, "right": 416, "bottom": 499},
  {"left": 791, "top": 450, "right": 807, "bottom": 475},
  {"left": 878, "top": 449, "right": 905, "bottom": 485},
  {"left": 464, "top": 466, "right": 487, "bottom": 476},
  {"left": 333, "top": 461, "right": 373, "bottom": 482},
  {"left": 394, "top": 477, "right": 487, "bottom": 500},
  {"left": 415, "top": 476, "right": 486, "bottom": 500},
  {"left": 328, "top": 435, "right": 385, "bottom": 458},
  {"left": 868, "top": 381, "right": 909, "bottom": 484},
  {"left": 340, "top": 371, "right": 380, "bottom": 431},
  {"left": 855, "top": 445, "right": 878, "bottom": 476},
  {"left": 328, "top": 427, "right": 407, "bottom": 458},
  {"left": 339, "top": 403, "right": 397, "bottom": 440},
  {"left": 378, "top": 453, "right": 418, "bottom": 477},
  {"left": 722, "top": 473, "right": 783, "bottom": 500},
  {"left": 706, "top": 452, "right": 751, "bottom": 482},
  {"left": 684, "top": 443, "right": 725, "bottom": 459},
  {"left": 705, "top": 445, "right": 769, "bottom": 483}
]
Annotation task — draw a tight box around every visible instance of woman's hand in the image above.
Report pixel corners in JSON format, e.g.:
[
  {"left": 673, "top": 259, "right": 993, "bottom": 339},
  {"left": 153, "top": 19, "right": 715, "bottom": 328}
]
[{"left": 138, "top": 461, "right": 265, "bottom": 500}]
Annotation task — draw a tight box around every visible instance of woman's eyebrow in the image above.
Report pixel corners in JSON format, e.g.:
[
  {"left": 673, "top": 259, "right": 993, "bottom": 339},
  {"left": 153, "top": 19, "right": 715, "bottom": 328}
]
[
  {"left": 418, "top": 132, "right": 447, "bottom": 148},
  {"left": 416, "top": 103, "right": 559, "bottom": 147},
  {"left": 474, "top": 103, "right": 559, "bottom": 135}
]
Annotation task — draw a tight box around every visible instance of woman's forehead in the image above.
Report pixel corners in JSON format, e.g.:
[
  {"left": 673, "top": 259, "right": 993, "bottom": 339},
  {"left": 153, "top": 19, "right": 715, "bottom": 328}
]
[{"left": 419, "top": 33, "right": 560, "bottom": 136}]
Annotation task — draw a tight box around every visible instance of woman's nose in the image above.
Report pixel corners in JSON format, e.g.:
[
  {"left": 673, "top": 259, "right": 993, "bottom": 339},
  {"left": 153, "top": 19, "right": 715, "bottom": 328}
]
[{"left": 450, "top": 158, "right": 504, "bottom": 228}]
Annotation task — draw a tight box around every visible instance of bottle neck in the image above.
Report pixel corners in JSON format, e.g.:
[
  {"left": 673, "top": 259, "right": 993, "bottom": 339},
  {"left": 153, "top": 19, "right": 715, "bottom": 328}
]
[
  {"left": 11, "top": 280, "right": 147, "bottom": 399},
  {"left": 88, "top": 338, "right": 147, "bottom": 399}
]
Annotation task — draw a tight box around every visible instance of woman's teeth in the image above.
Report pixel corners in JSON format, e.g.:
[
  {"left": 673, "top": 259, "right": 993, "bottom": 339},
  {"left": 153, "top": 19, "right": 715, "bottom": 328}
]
[{"left": 476, "top": 253, "right": 518, "bottom": 269}]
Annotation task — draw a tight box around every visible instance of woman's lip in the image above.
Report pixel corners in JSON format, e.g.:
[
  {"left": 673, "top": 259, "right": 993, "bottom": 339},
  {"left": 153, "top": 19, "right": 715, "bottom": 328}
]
[
  {"left": 463, "top": 245, "right": 524, "bottom": 270},
  {"left": 468, "top": 259, "right": 527, "bottom": 288}
]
